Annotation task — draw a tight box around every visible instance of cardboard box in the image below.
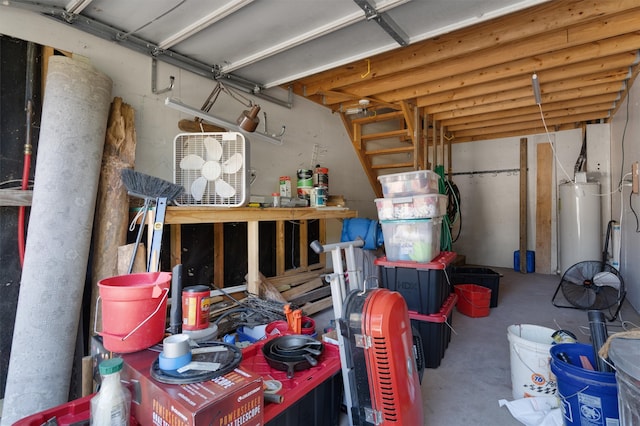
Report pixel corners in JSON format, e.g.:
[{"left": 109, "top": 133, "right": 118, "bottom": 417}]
[{"left": 123, "top": 349, "right": 263, "bottom": 426}]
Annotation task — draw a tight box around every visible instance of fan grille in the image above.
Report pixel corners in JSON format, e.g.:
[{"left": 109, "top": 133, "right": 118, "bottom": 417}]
[
  {"left": 559, "top": 261, "right": 623, "bottom": 310},
  {"left": 173, "top": 132, "right": 249, "bottom": 207}
]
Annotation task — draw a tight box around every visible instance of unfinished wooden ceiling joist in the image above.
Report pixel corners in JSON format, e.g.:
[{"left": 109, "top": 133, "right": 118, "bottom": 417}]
[{"left": 289, "top": 0, "right": 640, "bottom": 143}]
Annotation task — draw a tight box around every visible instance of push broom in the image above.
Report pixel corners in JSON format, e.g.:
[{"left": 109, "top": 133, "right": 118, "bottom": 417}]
[{"left": 121, "top": 168, "right": 184, "bottom": 274}]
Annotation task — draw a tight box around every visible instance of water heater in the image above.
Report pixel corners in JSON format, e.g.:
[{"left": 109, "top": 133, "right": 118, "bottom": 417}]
[{"left": 558, "top": 182, "right": 601, "bottom": 274}]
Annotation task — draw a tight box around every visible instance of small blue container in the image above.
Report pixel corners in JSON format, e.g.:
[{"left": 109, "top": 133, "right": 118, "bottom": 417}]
[{"left": 513, "top": 250, "right": 535, "bottom": 273}]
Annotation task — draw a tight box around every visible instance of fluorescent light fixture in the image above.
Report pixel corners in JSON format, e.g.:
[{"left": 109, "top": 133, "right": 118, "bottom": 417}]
[
  {"left": 532, "top": 73, "right": 542, "bottom": 105},
  {"left": 65, "top": 0, "right": 93, "bottom": 14},
  {"left": 165, "top": 97, "right": 284, "bottom": 146}
]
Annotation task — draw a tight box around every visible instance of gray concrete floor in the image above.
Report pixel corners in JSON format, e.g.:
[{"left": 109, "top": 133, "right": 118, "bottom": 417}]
[{"left": 330, "top": 266, "right": 640, "bottom": 425}]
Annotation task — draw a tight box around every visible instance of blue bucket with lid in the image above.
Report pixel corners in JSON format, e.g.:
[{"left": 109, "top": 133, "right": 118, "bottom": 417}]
[{"left": 550, "top": 343, "right": 618, "bottom": 425}]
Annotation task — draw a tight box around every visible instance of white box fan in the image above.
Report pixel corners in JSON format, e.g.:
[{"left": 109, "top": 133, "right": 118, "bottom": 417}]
[{"left": 173, "top": 132, "right": 250, "bottom": 207}]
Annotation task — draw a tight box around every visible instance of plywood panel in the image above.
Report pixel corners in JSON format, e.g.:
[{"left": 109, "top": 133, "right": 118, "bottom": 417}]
[{"left": 536, "top": 143, "right": 553, "bottom": 273}]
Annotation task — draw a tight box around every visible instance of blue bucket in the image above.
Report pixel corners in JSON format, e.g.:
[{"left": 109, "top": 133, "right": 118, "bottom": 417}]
[{"left": 550, "top": 343, "right": 618, "bottom": 425}]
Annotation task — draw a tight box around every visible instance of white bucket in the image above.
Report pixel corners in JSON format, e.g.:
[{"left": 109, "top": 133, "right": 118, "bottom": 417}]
[{"left": 507, "top": 324, "right": 556, "bottom": 399}]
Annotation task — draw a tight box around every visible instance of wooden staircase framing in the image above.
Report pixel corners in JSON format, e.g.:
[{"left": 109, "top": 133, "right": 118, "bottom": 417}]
[{"left": 340, "top": 102, "right": 429, "bottom": 197}]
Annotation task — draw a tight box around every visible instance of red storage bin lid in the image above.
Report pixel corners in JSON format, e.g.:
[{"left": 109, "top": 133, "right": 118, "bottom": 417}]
[{"left": 375, "top": 251, "right": 457, "bottom": 269}]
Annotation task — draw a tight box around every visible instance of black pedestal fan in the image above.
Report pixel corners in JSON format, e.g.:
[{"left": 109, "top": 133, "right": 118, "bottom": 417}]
[{"left": 552, "top": 260, "right": 626, "bottom": 321}]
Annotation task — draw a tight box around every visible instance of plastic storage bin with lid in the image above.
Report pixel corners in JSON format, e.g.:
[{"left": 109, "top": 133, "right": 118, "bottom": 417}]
[
  {"left": 378, "top": 170, "right": 440, "bottom": 198},
  {"left": 375, "top": 193, "right": 447, "bottom": 220},
  {"left": 380, "top": 217, "right": 442, "bottom": 262}
]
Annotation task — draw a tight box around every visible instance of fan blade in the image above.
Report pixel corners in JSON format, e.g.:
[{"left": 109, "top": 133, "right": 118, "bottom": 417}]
[
  {"left": 222, "top": 152, "right": 243, "bottom": 174},
  {"left": 215, "top": 179, "right": 236, "bottom": 198},
  {"left": 561, "top": 283, "right": 597, "bottom": 309},
  {"left": 180, "top": 154, "right": 205, "bottom": 170},
  {"left": 592, "top": 271, "right": 621, "bottom": 290},
  {"left": 204, "top": 136, "right": 223, "bottom": 161},
  {"left": 191, "top": 176, "right": 208, "bottom": 201},
  {"left": 591, "top": 271, "right": 622, "bottom": 310},
  {"left": 561, "top": 268, "right": 589, "bottom": 287}
]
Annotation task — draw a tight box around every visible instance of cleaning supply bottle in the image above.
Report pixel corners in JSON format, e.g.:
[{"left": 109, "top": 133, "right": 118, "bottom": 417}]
[{"left": 90, "top": 357, "right": 131, "bottom": 426}]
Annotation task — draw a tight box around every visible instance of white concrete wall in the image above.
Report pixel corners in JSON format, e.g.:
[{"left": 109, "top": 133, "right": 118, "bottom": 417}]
[
  {"left": 450, "top": 129, "right": 584, "bottom": 270},
  {"left": 0, "top": 7, "right": 378, "bottom": 223},
  {"left": 611, "top": 80, "right": 640, "bottom": 312}
]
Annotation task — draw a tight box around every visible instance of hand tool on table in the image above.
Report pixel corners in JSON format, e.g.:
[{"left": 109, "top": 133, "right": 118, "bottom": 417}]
[
  {"left": 147, "top": 196, "right": 167, "bottom": 273},
  {"left": 291, "top": 309, "right": 302, "bottom": 334},
  {"left": 283, "top": 304, "right": 302, "bottom": 334}
]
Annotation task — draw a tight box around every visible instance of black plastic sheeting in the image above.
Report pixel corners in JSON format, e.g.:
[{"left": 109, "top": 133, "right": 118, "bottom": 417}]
[{"left": 0, "top": 35, "right": 41, "bottom": 400}]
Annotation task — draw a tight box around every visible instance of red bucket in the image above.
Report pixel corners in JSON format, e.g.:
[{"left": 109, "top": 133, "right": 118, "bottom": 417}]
[
  {"left": 265, "top": 320, "right": 291, "bottom": 336},
  {"left": 454, "top": 284, "right": 491, "bottom": 318},
  {"left": 301, "top": 316, "right": 316, "bottom": 335},
  {"left": 97, "top": 271, "right": 171, "bottom": 353}
]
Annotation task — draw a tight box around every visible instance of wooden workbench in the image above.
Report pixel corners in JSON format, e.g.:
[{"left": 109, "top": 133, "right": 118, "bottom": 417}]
[{"left": 163, "top": 206, "right": 357, "bottom": 294}]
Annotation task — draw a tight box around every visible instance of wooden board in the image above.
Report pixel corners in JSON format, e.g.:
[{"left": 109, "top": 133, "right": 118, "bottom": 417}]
[
  {"left": 268, "top": 270, "right": 323, "bottom": 287},
  {"left": 536, "top": 142, "right": 553, "bottom": 273},
  {"left": 301, "top": 296, "right": 334, "bottom": 316},
  {"left": 519, "top": 138, "right": 528, "bottom": 273},
  {"left": 281, "top": 277, "right": 324, "bottom": 301},
  {"left": 288, "top": 285, "right": 332, "bottom": 306}
]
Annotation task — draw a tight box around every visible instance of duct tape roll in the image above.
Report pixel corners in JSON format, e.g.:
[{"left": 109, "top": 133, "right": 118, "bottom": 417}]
[
  {"left": 264, "top": 379, "right": 283, "bottom": 394},
  {"left": 162, "top": 333, "right": 191, "bottom": 358},
  {"left": 159, "top": 351, "right": 192, "bottom": 371}
]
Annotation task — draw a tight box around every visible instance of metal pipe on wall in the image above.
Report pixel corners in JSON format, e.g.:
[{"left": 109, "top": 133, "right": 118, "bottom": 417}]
[
  {"left": 440, "top": 122, "right": 444, "bottom": 167},
  {"left": 1, "top": 56, "right": 112, "bottom": 425},
  {"left": 413, "top": 103, "right": 419, "bottom": 170},
  {"left": 423, "top": 111, "right": 429, "bottom": 170},
  {"left": 432, "top": 118, "right": 437, "bottom": 169}
]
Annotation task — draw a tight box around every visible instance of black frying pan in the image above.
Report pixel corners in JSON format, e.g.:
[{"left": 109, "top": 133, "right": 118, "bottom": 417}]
[
  {"left": 270, "top": 334, "right": 323, "bottom": 358},
  {"left": 272, "top": 334, "right": 322, "bottom": 349},
  {"left": 262, "top": 337, "right": 319, "bottom": 379},
  {"left": 269, "top": 344, "right": 319, "bottom": 366}
]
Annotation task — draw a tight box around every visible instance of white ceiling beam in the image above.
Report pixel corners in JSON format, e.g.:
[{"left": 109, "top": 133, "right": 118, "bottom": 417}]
[
  {"left": 158, "top": 0, "right": 254, "bottom": 50},
  {"left": 263, "top": 0, "right": 549, "bottom": 88},
  {"left": 220, "top": 0, "right": 409, "bottom": 74},
  {"left": 65, "top": 0, "right": 93, "bottom": 14}
]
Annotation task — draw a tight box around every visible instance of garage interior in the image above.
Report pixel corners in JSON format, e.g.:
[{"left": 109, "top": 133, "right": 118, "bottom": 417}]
[{"left": 1, "top": 0, "right": 640, "bottom": 424}]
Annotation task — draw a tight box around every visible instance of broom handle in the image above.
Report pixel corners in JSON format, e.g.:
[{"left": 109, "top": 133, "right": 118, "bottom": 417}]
[
  {"left": 147, "top": 197, "right": 167, "bottom": 273},
  {"left": 128, "top": 197, "right": 151, "bottom": 274}
]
